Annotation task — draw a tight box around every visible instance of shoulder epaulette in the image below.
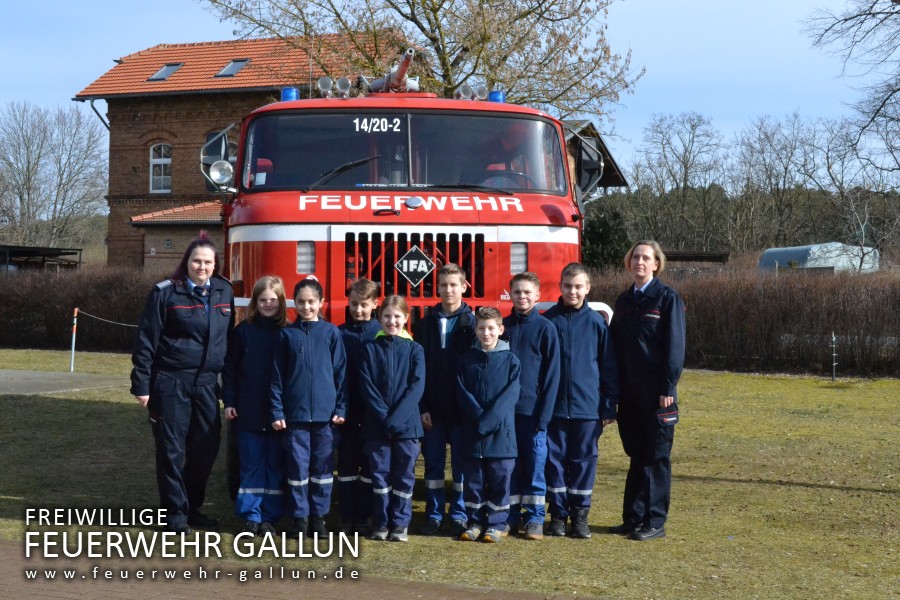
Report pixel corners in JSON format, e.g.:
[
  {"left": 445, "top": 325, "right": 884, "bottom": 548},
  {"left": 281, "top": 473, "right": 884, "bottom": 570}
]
[
  {"left": 214, "top": 274, "right": 233, "bottom": 285},
  {"left": 155, "top": 279, "right": 174, "bottom": 290}
]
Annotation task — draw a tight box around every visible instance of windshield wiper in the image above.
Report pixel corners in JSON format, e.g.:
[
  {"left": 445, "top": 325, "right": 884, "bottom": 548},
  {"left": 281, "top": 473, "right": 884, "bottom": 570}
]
[
  {"left": 301, "top": 154, "right": 381, "bottom": 192},
  {"left": 424, "top": 182, "right": 513, "bottom": 195}
]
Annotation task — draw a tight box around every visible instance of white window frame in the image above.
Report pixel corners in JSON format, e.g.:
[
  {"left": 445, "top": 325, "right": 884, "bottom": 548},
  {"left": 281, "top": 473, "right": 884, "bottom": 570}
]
[{"left": 150, "top": 143, "right": 172, "bottom": 193}]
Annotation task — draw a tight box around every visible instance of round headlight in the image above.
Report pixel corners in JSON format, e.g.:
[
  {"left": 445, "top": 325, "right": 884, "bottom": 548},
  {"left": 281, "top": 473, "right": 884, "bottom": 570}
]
[{"left": 210, "top": 160, "right": 234, "bottom": 185}]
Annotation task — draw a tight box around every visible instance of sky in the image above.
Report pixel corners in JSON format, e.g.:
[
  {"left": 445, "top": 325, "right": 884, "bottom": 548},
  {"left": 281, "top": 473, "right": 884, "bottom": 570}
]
[{"left": 2, "top": 0, "right": 873, "bottom": 168}]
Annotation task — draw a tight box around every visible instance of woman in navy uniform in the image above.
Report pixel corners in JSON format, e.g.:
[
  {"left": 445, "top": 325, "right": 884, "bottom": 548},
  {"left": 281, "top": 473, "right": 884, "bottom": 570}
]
[
  {"left": 609, "top": 241, "right": 685, "bottom": 541},
  {"left": 131, "top": 235, "right": 234, "bottom": 533}
]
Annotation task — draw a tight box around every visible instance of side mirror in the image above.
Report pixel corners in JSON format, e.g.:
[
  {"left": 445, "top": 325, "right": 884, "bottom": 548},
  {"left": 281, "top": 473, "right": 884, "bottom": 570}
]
[{"left": 575, "top": 136, "right": 604, "bottom": 199}]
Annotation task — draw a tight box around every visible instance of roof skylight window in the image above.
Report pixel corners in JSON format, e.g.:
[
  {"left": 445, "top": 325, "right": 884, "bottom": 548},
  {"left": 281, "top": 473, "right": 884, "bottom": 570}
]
[
  {"left": 148, "top": 63, "right": 184, "bottom": 81},
  {"left": 216, "top": 59, "right": 250, "bottom": 77}
]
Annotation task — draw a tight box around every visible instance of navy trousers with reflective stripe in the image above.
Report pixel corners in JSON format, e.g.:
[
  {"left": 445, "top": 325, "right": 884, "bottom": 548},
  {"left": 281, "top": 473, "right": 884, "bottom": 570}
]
[
  {"left": 283, "top": 423, "right": 334, "bottom": 518},
  {"left": 365, "top": 438, "right": 419, "bottom": 528},
  {"left": 507, "top": 415, "right": 548, "bottom": 526},
  {"left": 545, "top": 418, "right": 601, "bottom": 519},
  {"left": 421, "top": 421, "right": 467, "bottom": 522},
  {"left": 463, "top": 457, "right": 514, "bottom": 529},
  {"left": 234, "top": 430, "right": 286, "bottom": 523},
  {"left": 149, "top": 373, "right": 221, "bottom": 527},
  {"left": 335, "top": 423, "right": 373, "bottom": 523},
  {"left": 618, "top": 383, "right": 675, "bottom": 529}
]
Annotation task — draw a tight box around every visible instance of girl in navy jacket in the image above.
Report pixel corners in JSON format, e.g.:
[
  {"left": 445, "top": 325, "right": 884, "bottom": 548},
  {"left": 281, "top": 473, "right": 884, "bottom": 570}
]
[
  {"left": 271, "top": 278, "right": 347, "bottom": 538},
  {"left": 359, "top": 295, "right": 425, "bottom": 542},
  {"left": 223, "top": 275, "right": 288, "bottom": 536}
]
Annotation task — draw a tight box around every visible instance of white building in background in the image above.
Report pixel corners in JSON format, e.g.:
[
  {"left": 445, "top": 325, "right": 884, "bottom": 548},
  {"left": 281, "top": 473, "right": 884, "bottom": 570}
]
[{"left": 759, "top": 242, "right": 880, "bottom": 273}]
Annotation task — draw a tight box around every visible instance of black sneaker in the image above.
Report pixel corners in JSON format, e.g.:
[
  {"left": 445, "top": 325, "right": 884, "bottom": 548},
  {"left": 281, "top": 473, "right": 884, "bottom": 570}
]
[
  {"left": 570, "top": 508, "right": 591, "bottom": 539},
  {"left": 258, "top": 522, "right": 277, "bottom": 537},
  {"left": 166, "top": 522, "right": 192, "bottom": 535},
  {"left": 287, "top": 517, "right": 308, "bottom": 537},
  {"left": 449, "top": 519, "right": 468, "bottom": 537},
  {"left": 242, "top": 520, "right": 260, "bottom": 536},
  {"left": 308, "top": 516, "right": 329, "bottom": 538},
  {"left": 419, "top": 518, "right": 442, "bottom": 536},
  {"left": 188, "top": 510, "right": 219, "bottom": 529},
  {"left": 522, "top": 520, "right": 544, "bottom": 540},
  {"left": 546, "top": 515, "right": 567, "bottom": 537},
  {"left": 389, "top": 526, "right": 409, "bottom": 542}
]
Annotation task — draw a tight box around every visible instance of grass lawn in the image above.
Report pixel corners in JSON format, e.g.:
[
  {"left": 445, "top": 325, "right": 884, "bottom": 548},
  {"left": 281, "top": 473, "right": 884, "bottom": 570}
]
[{"left": 0, "top": 349, "right": 897, "bottom": 598}]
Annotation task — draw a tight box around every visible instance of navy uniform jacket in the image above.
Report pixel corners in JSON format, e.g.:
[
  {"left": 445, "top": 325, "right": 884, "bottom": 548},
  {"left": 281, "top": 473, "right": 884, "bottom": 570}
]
[
  {"left": 131, "top": 275, "right": 234, "bottom": 400},
  {"left": 222, "top": 316, "right": 282, "bottom": 431},
  {"left": 502, "top": 309, "right": 560, "bottom": 430},
  {"left": 610, "top": 277, "right": 686, "bottom": 399},
  {"left": 456, "top": 341, "right": 521, "bottom": 459},
  {"left": 414, "top": 302, "right": 476, "bottom": 424},
  {"left": 543, "top": 299, "right": 620, "bottom": 421},
  {"left": 359, "top": 331, "right": 426, "bottom": 441},
  {"left": 339, "top": 318, "right": 382, "bottom": 425},
  {"left": 270, "top": 319, "right": 347, "bottom": 425}
]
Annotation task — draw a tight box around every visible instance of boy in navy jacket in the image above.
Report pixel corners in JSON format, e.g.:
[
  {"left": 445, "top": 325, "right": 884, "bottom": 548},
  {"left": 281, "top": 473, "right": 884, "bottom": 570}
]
[
  {"left": 503, "top": 272, "right": 560, "bottom": 540},
  {"left": 456, "top": 306, "right": 521, "bottom": 543},
  {"left": 414, "top": 263, "right": 476, "bottom": 536},
  {"left": 543, "top": 263, "right": 619, "bottom": 539},
  {"left": 271, "top": 279, "right": 347, "bottom": 538},
  {"left": 336, "top": 278, "right": 381, "bottom": 534}
]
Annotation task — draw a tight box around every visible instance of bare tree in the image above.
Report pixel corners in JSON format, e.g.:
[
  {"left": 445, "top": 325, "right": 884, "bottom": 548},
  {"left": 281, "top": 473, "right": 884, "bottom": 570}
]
[
  {"left": 628, "top": 112, "right": 727, "bottom": 250},
  {"left": 203, "top": 0, "right": 642, "bottom": 120},
  {"left": 808, "top": 0, "right": 900, "bottom": 171},
  {"left": 0, "top": 102, "right": 108, "bottom": 247},
  {"left": 799, "top": 117, "right": 900, "bottom": 269},
  {"left": 730, "top": 114, "right": 822, "bottom": 248}
]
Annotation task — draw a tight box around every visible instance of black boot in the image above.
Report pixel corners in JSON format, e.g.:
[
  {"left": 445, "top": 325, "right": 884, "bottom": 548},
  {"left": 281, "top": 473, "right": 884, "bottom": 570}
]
[{"left": 570, "top": 507, "right": 591, "bottom": 539}]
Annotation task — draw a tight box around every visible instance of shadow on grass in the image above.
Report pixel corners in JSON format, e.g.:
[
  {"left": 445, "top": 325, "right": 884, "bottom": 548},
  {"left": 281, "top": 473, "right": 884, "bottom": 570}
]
[
  {"left": 0, "top": 394, "right": 224, "bottom": 525},
  {"left": 676, "top": 473, "right": 897, "bottom": 496}
]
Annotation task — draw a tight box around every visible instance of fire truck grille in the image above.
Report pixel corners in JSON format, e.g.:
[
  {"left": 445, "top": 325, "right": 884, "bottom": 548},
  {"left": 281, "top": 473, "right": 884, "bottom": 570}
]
[{"left": 344, "top": 232, "right": 485, "bottom": 299}]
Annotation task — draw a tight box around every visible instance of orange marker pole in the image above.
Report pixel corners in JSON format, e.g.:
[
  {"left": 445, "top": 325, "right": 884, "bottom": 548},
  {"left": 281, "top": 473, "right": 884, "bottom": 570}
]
[{"left": 70, "top": 307, "right": 78, "bottom": 372}]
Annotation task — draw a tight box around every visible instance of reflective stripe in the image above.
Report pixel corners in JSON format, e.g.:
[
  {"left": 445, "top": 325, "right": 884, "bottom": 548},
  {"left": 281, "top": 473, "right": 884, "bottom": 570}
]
[
  {"left": 233, "top": 224, "right": 580, "bottom": 246},
  {"left": 359, "top": 476, "right": 373, "bottom": 484},
  {"left": 373, "top": 486, "right": 391, "bottom": 495},
  {"left": 288, "top": 478, "right": 309, "bottom": 487},
  {"left": 464, "top": 501, "right": 485, "bottom": 509},
  {"left": 521, "top": 495, "right": 545, "bottom": 505},
  {"left": 487, "top": 501, "right": 510, "bottom": 511},
  {"left": 237, "top": 487, "right": 285, "bottom": 495},
  {"left": 567, "top": 487, "right": 593, "bottom": 496},
  {"left": 452, "top": 482, "right": 464, "bottom": 492},
  {"left": 310, "top": 476, "right": 334, "bottom": 485},
  {"left": 547, "top": 486, "right": 566, "bottom": 493},
  {"left": 337, "top": 475, "right": 359, "bottom": 483},
  {"left": 392, "top": 489, "right": 413, "bottom": 500},
  {"left": 508, "top": 494, "right": 522, "bottom": 504},
  {"left": 425, "top": 479, "right": 445, "bottom": 489}
]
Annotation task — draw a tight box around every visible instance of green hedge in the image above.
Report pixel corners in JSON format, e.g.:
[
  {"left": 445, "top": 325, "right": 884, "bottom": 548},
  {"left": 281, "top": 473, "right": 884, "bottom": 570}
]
[
  {"left": 590, "top": 268, "right": 900, "bottom": 377},
  {"left": 1, "top": 267, "right": 897, "bottom": 376},
  {"left": 0, "top": 269, "right": 160, "bottom": 352}
]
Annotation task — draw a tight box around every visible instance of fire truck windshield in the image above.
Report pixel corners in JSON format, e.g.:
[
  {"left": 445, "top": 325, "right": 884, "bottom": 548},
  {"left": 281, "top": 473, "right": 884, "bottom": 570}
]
[{"left": 241, "top": 112, "right": 568, "bottom": 195}]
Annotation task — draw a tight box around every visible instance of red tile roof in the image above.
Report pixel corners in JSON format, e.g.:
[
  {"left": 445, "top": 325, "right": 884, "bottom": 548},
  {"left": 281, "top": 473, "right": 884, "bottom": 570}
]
[
  {"left": 76, "top": 35, "right": 382, "bottom": 99},
  {"left": 131, "top": 201, "right": 223, "bottom": 225}
]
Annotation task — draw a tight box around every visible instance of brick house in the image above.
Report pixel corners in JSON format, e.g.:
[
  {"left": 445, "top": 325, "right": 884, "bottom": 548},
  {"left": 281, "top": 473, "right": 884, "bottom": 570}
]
[{"left": 74, "top": 36, "right": 373, "bottom": 270}]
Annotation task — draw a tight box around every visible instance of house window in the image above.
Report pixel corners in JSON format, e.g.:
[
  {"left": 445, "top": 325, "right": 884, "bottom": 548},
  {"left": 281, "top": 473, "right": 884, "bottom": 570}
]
[
  {"left": 148, "top": 63, "right": 183, "bottom": 81},
  {"left": 150, "top": 143, "right": 172, "bottom": 193},
  {"left": 216, "top": 59, "right": 250, "bottom": 77}
]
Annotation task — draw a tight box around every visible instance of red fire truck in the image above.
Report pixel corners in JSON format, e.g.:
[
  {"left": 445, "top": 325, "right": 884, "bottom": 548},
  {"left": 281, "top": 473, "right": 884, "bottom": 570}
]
[{"left": 202, "top": 50, "right": 625, "bottom": 322}]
